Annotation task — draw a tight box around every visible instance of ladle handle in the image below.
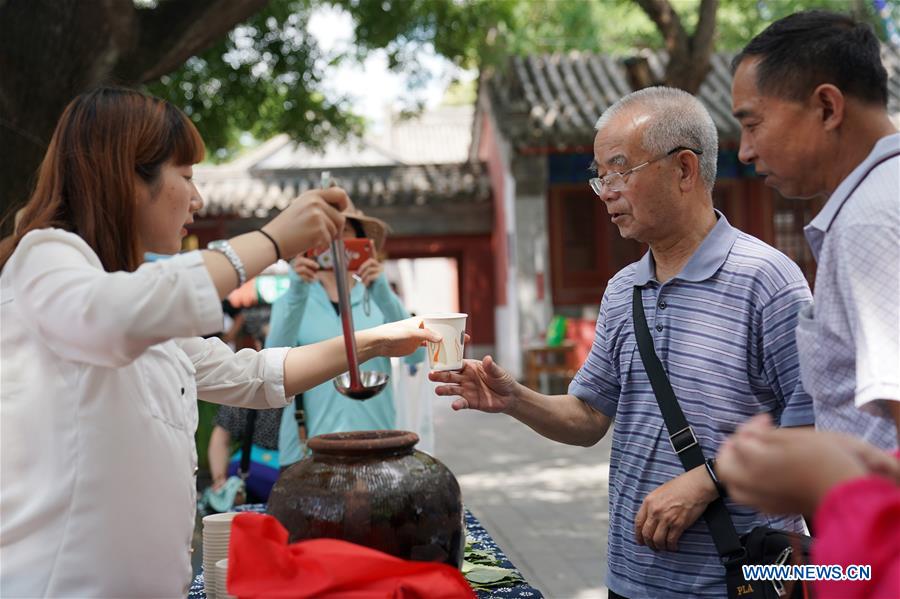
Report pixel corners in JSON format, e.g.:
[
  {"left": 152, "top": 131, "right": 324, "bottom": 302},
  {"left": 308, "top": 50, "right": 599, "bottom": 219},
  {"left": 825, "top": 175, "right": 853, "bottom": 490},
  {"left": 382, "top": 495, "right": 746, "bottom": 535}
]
[{"left": 331, "top": 237, "right": 363, "bottom": 390}]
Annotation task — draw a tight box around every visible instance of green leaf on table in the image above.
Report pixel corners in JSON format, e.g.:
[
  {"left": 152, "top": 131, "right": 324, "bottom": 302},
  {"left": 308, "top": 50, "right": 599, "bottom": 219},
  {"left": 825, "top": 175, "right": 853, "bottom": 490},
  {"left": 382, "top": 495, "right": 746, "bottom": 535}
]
[
  {"left": 465, "top": 564, "right": 519, "bottom": 585},
  {"left": 465, "top": 549, "right": 498, "bottom": 565}
]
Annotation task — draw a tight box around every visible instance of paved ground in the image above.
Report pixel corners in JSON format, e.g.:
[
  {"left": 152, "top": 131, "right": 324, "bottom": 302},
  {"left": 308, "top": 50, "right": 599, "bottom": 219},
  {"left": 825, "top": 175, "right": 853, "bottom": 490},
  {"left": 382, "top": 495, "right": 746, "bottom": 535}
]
[{"left": 431, "top": 395, "right": 613, "bottom": 599}]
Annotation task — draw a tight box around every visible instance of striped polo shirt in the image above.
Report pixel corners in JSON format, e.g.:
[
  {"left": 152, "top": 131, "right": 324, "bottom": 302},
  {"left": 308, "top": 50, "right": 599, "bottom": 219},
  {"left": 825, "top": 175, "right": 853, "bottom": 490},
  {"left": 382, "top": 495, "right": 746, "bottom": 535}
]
[{"left": 570, "top": 212, "right": 814, "bottom": 598}]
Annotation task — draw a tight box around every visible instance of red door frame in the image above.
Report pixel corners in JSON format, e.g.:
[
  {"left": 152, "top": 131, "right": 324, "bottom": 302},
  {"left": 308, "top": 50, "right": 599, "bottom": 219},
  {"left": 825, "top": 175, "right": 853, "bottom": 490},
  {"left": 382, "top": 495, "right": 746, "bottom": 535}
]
[{"left": 385, "top": 234, "right": 496, "bottom": 345}]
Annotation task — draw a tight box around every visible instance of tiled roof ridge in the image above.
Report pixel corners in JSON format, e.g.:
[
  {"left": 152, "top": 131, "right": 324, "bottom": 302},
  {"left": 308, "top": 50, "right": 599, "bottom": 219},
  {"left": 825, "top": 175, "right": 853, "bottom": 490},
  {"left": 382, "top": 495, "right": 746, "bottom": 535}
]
[
  {"left": 486, "top": 44, "right": 900, "bottom": 148},
  {"left": 195, "top": 160, "right": 492, "bottom": 219}
]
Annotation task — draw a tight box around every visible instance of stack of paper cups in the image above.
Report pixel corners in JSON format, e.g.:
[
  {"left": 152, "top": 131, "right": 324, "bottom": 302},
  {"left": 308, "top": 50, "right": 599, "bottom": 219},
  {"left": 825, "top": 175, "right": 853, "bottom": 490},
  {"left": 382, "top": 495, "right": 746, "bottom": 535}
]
[{"left": 202, "top": 512, "right": 238, "bottom": 599}]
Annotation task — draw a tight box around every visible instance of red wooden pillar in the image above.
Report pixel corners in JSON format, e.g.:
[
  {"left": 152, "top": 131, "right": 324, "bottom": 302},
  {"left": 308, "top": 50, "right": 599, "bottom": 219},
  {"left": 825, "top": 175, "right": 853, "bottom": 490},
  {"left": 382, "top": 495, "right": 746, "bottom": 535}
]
[{"left": 743, "top": 179, "right": 775, "bottom": 245}]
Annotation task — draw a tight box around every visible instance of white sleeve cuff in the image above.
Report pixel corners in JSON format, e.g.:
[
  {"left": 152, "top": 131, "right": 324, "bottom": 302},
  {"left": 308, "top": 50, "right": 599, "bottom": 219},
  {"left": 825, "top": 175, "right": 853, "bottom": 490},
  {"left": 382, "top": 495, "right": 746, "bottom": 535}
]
[{"left": 262, "top": 346, "right": 291, "bottom": 408}]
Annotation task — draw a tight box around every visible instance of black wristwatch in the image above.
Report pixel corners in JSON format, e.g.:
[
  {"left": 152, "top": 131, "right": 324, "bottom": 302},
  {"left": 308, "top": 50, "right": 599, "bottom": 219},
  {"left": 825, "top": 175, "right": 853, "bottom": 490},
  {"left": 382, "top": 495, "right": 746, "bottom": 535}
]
[{"left": 704, "top": 458, "right": 728, "bottom": 498}]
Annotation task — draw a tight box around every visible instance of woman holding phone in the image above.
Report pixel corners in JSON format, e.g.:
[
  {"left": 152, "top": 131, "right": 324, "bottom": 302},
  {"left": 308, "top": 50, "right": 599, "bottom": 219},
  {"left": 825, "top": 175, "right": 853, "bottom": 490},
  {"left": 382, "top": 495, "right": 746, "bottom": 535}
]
[
  {"left": 266, "top": 203, "right": 424, "bottom": 470},
  {"left": 0, "top": 87, "right": 439, "bottom": 597}
]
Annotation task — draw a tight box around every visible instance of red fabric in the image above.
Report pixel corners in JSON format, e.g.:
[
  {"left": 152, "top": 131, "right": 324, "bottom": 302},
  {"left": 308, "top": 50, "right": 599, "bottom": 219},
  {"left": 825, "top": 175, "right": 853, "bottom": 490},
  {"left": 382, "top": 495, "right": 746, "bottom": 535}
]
[
  {"left": 565, "top": 318, "right": 595, "bottom": 369},
  {"left": 226, "top": 513, "right": 476, "bottom": 599},
  {"left": 811, "top": 475, "right": 900, "bottom": 599}
]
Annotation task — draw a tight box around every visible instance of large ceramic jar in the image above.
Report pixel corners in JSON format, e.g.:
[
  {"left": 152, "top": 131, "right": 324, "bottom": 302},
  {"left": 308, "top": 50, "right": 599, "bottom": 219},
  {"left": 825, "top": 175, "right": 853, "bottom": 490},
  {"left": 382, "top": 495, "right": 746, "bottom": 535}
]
[{"left": 267, "top": 430, "right": 464, "bottom": 567}]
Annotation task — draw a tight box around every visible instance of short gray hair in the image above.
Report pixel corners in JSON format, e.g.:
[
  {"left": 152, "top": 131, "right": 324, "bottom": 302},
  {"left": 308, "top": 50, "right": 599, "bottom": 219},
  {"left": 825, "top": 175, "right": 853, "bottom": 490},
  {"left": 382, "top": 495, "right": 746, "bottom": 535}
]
[{"left": 594, "top": 86, "right": 718, "bottom": 189}]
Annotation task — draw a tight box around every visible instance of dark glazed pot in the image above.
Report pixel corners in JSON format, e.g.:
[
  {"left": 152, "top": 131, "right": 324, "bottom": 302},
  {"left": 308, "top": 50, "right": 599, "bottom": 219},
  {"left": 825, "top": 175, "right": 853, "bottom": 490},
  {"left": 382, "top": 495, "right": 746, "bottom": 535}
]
[{"left": 267, "top": 430, "right": 464, "bottom": 567}]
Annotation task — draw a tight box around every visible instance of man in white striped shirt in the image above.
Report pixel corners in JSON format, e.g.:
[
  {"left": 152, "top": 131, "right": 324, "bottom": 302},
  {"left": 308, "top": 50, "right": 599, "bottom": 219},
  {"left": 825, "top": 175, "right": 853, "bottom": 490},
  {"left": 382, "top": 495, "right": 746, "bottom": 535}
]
[
  {"left": 732, "top": 10, "right": 900, "bottom": 450},
  {"left": 432, "top": 86, "right": 814, "bottom": 597}
]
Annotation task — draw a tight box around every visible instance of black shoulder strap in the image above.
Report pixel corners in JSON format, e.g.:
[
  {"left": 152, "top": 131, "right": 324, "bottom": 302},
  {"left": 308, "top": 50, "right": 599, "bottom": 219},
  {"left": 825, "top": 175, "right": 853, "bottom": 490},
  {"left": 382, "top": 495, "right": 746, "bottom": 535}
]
[
  {"left": 632, "top": 286, "right": 744, "bottom": 561},
  {"left": 239, "top": 409, "right": 257, "bottom": 478}
]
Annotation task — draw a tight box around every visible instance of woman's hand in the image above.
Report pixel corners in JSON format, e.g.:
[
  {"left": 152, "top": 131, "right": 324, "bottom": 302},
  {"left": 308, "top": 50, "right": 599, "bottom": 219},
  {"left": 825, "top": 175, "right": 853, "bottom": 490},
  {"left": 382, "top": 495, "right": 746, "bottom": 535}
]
[
  {"left": 284, "top": 319, "right": 438, "bottom": 397},
  {"left": 261, "top": 188, "right": 349, "bottom": 259},
  {"left": 356, "top": 258, "right": 383, "bottom": 287},
  {"left": 358, "top": 317, "right": 441, "bottom": 360},
  {"left": 291, "top": 256, "right": 320, "bottom": 283}
]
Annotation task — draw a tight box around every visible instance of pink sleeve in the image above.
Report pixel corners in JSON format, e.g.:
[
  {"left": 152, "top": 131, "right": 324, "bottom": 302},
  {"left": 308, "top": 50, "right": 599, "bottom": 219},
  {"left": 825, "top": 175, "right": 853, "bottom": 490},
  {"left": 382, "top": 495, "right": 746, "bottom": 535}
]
[{"left": 811, "top": 475, "right": 900, "bottom": 599}]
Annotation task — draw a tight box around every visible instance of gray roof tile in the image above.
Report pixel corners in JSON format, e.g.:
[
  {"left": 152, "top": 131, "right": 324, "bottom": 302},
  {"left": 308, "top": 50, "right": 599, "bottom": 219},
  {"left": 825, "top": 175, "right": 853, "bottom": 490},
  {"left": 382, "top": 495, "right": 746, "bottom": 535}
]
[
  {"left": 194, "top": 105, "right": 490, "bottom": 222},
  {"left": 487, "top": 46, "right": 900, "bottom": 148}
]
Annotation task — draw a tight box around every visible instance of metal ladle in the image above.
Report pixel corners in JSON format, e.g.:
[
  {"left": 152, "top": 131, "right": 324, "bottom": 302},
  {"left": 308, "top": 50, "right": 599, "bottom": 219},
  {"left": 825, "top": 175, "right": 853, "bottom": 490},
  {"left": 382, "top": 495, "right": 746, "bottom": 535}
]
[{"left": 330, "top": 225, "right": 389, "bottom": 401}]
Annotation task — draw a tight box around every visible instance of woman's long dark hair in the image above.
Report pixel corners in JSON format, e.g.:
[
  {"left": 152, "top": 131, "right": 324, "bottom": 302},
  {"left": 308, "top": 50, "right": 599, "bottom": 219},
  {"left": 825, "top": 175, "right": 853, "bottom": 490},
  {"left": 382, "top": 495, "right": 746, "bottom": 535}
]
[{"left": 0, "top": 86, "right": 205, "bottom": 272}]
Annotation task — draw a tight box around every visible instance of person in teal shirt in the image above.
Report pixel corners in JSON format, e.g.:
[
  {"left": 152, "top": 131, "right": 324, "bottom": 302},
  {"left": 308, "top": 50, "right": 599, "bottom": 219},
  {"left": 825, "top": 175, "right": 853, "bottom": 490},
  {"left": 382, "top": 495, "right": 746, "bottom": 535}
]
[{"left": 265, "top": 205, "right": 424, "bottom": 467}]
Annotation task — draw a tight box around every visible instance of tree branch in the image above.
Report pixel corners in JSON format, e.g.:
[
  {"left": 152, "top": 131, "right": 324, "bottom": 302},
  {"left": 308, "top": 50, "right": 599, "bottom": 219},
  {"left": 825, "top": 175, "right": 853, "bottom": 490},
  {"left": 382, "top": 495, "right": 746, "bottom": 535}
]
[
  {"left": 691, "top": 0, "right": 718, "bottom": 60},
  {"left": 114, "top": 0, "right": 270, "bottom": 84},
  {"left": 633, "top": 0, "right": 718, "bottom": 93},
  {"left": 633, "top": 0, "right": 688, "bottom": 53}
]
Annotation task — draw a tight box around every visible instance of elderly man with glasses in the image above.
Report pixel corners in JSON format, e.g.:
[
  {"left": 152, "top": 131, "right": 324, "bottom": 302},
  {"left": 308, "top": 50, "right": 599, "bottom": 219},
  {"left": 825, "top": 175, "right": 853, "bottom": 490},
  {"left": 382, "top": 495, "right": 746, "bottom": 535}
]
[{"left": 431, "top": 86, "right": 814, "bottom": 598}]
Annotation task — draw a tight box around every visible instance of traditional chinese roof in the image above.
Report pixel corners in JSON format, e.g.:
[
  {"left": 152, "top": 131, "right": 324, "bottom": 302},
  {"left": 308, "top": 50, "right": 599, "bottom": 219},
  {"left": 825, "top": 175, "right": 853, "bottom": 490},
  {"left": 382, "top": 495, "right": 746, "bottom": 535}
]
[
  {"left": 195, "top": 161, "right": 491, "bottom": 218},
  {"left": 484, "top": 45, "right": 900, "bottom": 150},
  {"left": 194, "top": 106, "right": 493, "bottom": 234}
]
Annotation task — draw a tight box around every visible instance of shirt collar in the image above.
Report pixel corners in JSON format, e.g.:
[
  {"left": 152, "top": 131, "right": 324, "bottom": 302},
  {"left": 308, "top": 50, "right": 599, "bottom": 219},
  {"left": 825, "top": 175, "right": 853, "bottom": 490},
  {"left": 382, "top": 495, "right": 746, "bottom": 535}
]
[
  {"left": 804, "top": 133, "right": 900, "bottom": 258},
  {"left": 633, "top": 210, "right": 738, "bottom": 286}
]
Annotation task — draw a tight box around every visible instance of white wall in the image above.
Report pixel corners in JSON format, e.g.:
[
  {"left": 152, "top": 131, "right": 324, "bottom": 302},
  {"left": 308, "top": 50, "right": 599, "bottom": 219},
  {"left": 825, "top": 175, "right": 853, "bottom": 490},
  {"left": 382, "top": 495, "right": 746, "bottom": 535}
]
[{"left": 385, "top": 257, "right": 459, "bottom": 316}]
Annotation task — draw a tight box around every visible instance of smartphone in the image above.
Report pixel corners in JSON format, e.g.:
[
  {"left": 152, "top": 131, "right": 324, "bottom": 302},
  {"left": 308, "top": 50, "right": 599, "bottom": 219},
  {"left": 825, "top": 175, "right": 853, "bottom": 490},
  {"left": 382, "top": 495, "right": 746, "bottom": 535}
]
[{"left": 305, "top": 238, "right": 375, "bottom": 271}]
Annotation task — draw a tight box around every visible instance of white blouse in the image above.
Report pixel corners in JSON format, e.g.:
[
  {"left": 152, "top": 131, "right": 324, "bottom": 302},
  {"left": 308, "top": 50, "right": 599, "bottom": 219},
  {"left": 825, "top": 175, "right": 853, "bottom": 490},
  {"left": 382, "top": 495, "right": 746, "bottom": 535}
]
[{"left": 0, "top": 229, "right": 290, "bottom": 597}]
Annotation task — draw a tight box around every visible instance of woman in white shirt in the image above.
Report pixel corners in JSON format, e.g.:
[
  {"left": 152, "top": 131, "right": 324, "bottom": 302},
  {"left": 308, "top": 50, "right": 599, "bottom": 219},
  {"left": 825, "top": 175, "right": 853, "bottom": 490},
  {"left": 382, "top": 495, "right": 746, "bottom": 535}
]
[{"left": 0, "top": 86, "right": 439, "bottom": 597}]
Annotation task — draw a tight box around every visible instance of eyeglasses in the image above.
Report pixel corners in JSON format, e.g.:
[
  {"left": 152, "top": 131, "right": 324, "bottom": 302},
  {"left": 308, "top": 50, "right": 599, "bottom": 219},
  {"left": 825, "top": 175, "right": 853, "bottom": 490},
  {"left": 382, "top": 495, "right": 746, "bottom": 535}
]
[{"left": 589, "top": 146, "right": 703, "bottom": 196}]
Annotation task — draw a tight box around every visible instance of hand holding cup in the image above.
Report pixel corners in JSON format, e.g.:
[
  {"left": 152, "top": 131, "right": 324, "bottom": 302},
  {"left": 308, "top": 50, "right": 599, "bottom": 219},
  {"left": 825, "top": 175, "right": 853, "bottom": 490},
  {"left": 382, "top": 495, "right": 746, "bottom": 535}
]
[{"left": 420, "top": 313, "right": 468, "bottom": 371}]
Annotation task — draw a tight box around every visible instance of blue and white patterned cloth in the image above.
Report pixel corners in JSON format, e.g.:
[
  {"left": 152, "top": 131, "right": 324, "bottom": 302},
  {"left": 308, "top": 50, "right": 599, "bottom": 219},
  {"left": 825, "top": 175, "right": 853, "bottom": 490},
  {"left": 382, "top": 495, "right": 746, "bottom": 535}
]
[
  {"left": 570, "top": 212, "right": 814, "bottom": 597},
  {"left": 799, "top": 133, "right": 900, "bottom": 451},
  {"left": 188, "top": 505, "right": 543, "bottom": 599}
]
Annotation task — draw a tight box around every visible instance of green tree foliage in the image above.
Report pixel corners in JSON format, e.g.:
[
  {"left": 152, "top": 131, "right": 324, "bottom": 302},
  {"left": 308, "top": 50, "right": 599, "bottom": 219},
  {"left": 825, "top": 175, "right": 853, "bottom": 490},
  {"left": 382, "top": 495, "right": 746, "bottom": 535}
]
[
  {"left": 147, "top": 0, "right": 890, "bottom": 161},
  {"left": 0, "top": 0, "right": 517, "bottom": 225},
  {"left": 145, "top": 1, "right": 362, "bottom": 160},
  {"left": 492, "top": 0, "right": 885, "bottom": 56},
  {"left": 716, "top": 0, "right": 883, "bottom": 49},
  {"left": 146, "top": 0, "right": 518, "bottom": 161},
  {"left": 335, "top": 0, "right": 516, "bottom": 68},
  {"left": 496, "top": 0, "right": 660, "bottom": 55}
]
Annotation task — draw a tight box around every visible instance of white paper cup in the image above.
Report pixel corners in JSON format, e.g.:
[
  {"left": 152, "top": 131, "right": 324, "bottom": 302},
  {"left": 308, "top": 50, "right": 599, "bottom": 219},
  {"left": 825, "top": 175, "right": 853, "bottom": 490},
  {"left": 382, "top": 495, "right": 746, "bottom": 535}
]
[
  {"left": 203, "top": 512, "right": 239, "bottom": 527},
  {"left": 421, "top": 313, "right": 468, "bottom": 371},
  {"left": 216, "top": 559, "right": 235, "bottom": 599}
]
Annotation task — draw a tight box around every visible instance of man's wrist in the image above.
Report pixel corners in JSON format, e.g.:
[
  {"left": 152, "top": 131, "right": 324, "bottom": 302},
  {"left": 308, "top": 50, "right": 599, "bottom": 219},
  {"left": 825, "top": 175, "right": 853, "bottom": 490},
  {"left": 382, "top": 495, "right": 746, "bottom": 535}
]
[
  {"left": 704, "top": 458, "right": 728, "bottom": 499},
  {"left": 501, "top": 384, "right": 525, "bottom": 417}
]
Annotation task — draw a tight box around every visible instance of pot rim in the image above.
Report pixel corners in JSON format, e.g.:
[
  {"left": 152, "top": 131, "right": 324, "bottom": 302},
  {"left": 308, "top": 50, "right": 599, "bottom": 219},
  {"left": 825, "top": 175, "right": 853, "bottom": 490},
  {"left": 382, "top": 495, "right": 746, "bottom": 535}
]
[{"left": 307, "top": 430, "right": 419, "bottom": 455}]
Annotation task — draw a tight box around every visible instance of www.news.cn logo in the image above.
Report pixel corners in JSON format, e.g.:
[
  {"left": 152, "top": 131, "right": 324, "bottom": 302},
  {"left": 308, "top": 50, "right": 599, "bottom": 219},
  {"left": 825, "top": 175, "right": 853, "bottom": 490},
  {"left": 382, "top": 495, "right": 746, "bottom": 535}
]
[{"left": 743, "top": 564, "right": 872, "bottom": 582}]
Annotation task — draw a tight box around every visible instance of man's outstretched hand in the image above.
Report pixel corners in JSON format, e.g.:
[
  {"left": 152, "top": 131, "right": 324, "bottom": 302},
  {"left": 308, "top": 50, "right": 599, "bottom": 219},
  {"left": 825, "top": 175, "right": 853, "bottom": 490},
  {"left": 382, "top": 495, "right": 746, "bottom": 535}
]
[{"left": 429, "top": 355, "right": 519, "bottom": 413}]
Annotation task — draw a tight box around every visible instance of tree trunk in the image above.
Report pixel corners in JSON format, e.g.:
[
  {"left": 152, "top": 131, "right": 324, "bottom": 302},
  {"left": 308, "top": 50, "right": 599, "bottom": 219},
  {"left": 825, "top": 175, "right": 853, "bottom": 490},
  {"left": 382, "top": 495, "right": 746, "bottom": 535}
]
[
  {"left": 633, "top": 0, "right": 719, "bottom": 93},
  {"left": 0, "top": 0, "right": 268, "bottom": 237}
]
